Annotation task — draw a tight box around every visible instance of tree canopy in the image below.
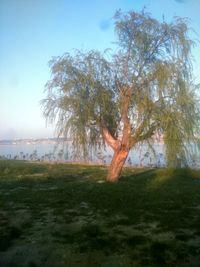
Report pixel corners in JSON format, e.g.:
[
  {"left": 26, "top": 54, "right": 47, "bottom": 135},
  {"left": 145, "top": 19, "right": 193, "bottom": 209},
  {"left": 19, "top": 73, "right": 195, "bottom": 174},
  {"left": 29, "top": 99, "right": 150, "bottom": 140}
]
[{"left": 42, "top": 10, "right": 200, "bottom": 181}]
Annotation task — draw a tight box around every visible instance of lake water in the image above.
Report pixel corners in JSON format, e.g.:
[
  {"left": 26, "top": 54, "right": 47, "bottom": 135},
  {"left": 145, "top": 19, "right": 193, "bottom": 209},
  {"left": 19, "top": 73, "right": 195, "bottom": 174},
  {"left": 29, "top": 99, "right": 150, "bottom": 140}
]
[{"left": 0, "top": 141, "right": 199, "bottom": 168}]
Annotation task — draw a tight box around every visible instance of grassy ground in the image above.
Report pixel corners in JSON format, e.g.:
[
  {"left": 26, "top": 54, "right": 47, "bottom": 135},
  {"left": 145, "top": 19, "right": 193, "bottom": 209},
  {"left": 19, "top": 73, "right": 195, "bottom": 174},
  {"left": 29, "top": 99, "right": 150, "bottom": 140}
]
[{"left": 0, "top": 160, "right": 200, "bottom": 267}]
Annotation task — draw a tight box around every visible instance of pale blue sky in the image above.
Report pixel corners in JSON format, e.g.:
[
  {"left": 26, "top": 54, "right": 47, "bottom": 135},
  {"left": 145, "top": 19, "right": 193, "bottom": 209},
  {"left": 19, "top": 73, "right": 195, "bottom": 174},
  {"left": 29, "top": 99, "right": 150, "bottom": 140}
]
[{"left": 0, "top": 0, "right": 199, "bottom": 139}]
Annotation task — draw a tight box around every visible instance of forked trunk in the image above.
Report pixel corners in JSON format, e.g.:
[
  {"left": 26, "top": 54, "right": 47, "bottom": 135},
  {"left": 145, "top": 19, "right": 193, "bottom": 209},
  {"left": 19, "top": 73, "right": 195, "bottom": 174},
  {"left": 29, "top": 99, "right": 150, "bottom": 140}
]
[
  {"left": 102, "top": 87, "right": 131, "bottom": 182},
  {"left": 107, "top": 148, "right": 129, "bottom": 182}
]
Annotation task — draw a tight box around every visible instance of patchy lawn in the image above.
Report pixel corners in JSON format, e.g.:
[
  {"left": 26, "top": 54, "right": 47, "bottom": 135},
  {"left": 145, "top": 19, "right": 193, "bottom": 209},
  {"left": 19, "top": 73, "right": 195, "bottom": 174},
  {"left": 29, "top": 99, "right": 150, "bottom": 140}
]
[{"left": 0, "top": 160, "right": 200, "bottom": 267}]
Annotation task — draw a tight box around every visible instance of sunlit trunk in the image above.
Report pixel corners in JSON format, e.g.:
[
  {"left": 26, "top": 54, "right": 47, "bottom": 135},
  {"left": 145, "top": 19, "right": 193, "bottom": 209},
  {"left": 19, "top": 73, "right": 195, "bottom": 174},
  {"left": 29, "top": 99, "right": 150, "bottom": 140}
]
[
  {"left": 102, "top": 88, "right": 131, "bottom": 182},
  {"left": 107, "top": 148, "right": 129, "bottom": 182}
]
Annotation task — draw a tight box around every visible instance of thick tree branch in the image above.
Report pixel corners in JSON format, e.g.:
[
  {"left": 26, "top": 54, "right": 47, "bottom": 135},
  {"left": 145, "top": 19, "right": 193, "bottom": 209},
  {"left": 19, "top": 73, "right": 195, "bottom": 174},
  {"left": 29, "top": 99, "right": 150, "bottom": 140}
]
[
  {"left": 120, "top": 87, "right": 132, "bottom": 150},
  {"left": 100, "top": 121, "right": 120, "bottom": 151}
]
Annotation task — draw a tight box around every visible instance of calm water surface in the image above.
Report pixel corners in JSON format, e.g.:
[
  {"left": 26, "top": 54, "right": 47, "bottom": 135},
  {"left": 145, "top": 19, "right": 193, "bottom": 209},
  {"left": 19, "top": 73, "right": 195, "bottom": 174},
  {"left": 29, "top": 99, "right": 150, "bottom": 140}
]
[{"left": 0, "top": 142, "right": 199, "bottom": 167}]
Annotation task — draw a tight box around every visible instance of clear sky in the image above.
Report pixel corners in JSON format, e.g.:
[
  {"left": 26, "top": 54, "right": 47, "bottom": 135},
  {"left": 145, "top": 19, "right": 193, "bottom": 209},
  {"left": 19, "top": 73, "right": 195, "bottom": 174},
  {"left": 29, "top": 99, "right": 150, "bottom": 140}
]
[{"left": 0, "top": 0, "right": 199, "bottom": 140}]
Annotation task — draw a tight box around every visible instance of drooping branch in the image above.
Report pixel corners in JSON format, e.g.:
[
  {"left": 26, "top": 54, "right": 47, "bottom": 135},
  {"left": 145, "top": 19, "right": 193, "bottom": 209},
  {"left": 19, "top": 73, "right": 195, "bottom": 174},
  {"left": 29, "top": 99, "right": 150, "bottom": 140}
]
[
  {"left": 130, "top": 117, "right": 157, "bottom": 147},
  {"left": 137, "top": 124, "right": 157, "bottom": 142},
  {"left": 130, "top": 119, "right": 147, "bottom": 147}
]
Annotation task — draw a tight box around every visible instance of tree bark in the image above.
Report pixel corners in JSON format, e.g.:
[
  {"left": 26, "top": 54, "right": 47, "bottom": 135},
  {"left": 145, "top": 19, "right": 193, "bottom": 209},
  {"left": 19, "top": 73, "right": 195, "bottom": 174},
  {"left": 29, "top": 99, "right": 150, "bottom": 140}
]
[{"left": 107, "top": 147, "right": 129, "bottom": 182}]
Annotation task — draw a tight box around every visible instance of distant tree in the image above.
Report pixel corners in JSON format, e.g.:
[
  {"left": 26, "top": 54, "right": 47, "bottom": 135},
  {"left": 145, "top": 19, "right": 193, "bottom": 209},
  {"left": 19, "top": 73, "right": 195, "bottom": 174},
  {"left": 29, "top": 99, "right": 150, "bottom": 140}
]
[
  {"left": 42, "top": 10, "right": 199, "bottom": 182},
  {"left": 20, "top": 151, "right": 24, "bottom": 160},
  {"left": 97, "top": 150, "right": 106, "bottom": 165},
  {"left": 58, "top": 149, "right": 64, "bottom": 161},
  {"left": 30, "top": 150, "right": 38, "bottom": 161},
  {"left": 64, "top": 152, "right": 69, "bottom": 161},
  {"left": 64, "top": 143, "right": 69, "bottom": 161},
  {"left": 32, "top": 150, "right": 38, "bottom": 161}
]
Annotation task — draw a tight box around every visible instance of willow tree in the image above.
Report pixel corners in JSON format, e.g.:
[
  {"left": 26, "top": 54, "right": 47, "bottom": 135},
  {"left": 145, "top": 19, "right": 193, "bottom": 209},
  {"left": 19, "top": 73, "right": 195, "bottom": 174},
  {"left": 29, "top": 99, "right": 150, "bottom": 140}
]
[{"left": 42, "top": 10, "right": 199, "bottom": 182}]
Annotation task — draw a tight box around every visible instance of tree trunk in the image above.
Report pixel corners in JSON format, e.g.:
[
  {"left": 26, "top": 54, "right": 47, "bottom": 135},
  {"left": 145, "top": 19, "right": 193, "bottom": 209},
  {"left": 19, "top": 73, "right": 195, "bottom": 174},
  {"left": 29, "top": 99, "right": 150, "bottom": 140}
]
[{"left": 107, "top": 148, "right": 129, "bottom": 182}]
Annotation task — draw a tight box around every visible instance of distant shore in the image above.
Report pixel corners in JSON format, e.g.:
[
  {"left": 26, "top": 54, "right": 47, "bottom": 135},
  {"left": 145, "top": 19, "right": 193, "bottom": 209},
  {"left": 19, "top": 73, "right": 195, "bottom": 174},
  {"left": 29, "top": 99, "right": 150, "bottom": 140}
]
[
  {"left": 0, "top": 135, "right": 165, "bottom": 145},
  {"left": 0, "top": 137, "right": 72, "bottom": 145}
]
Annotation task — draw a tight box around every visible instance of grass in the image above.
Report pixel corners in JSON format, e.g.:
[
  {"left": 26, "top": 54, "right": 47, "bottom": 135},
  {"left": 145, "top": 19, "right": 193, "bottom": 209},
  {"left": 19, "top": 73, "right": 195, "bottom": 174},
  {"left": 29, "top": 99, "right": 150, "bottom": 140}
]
[{"left": 0, "top": 160, "right": 200, "bottom": 267}]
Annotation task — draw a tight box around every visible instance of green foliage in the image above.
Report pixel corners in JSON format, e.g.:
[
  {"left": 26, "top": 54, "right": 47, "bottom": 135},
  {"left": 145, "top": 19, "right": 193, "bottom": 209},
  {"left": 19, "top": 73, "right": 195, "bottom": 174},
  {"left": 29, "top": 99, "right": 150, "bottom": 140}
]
[
  {"left": 42, "top": 50, "right": 119, "bottom": 157},
  {"left": 42, "top": 9, "right": 199, "bottom": 167}
]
